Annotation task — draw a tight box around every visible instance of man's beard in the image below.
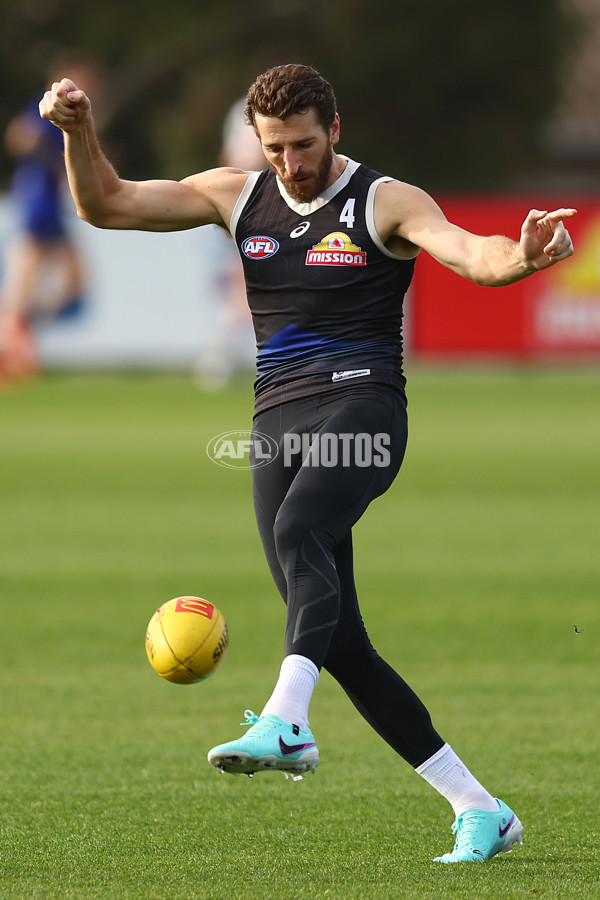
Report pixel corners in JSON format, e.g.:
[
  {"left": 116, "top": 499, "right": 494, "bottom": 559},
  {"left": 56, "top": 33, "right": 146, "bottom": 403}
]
[{"left": 275, "top": 145, "right": 335, "bottom": 203}]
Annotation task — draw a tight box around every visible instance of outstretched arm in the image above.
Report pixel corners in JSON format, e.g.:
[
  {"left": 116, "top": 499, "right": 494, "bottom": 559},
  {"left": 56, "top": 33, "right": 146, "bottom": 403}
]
[
  {"left": 375, "top": 181, "right": 577, "bottom": 286},
  {"left": 39, "top": 78, "right": 247, "bottom": 232}
]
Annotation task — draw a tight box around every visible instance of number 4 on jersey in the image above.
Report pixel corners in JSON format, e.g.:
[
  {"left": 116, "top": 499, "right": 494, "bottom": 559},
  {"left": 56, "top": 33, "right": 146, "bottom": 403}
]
[{"left": 340, "top": 198, "right": 356, "bottom": 229}]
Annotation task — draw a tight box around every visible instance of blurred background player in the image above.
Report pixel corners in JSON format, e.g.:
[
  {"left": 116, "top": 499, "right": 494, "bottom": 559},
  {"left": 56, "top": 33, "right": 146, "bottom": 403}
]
[
  {"left": 0, "top": 53, "right": 104, "bottom": 381},
  {"left": 194, "top": 98, "right": 266, "bottom": 389}
]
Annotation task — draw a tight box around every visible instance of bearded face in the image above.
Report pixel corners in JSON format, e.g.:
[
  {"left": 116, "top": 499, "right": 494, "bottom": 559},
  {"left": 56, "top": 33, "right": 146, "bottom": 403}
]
[
  {"left": 255, "top": 109, "right": 341, "bottom": 203},
  {"left": 274, "top": 141, "right": 335, "bottom": 203}
]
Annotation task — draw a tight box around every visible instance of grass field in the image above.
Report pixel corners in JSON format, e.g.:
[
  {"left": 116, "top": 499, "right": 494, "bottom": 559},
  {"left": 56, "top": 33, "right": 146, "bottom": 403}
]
[{"left": 0, "top": 369, "right": 598, "bottom": 899}]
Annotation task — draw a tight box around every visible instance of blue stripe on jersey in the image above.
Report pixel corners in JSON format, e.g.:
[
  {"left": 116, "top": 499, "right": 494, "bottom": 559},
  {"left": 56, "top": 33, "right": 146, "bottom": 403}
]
[{"left": 256, "top": 324, "right": 396, "bottom": 374}]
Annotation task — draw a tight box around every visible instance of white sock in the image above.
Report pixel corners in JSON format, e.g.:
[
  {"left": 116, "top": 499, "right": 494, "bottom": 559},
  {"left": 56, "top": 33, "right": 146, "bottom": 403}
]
[
  {"left": 415, "top": 743, "right": 499, "bottom": 817},
  {"left": 260, "top": 654, "right": 319, "bottom": 731}
]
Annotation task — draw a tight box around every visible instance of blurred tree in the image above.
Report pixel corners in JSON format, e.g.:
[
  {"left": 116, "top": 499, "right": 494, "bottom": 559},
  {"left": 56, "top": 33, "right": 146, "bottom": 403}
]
[{"left": 0, "top": 0, "right": 580, "bottom": 191}]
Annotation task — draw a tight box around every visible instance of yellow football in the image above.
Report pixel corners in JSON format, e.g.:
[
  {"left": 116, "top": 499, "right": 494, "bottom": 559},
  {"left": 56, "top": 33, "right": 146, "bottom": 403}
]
[{"left": 145, "top": 596, "right": 228, "bottom": 684}]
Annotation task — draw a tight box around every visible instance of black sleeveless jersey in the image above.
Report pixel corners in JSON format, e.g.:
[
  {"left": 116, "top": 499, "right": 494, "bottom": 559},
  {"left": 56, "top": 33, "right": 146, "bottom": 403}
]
[{"left": 230, "top": 158, "right": 416, "bottom": 413}]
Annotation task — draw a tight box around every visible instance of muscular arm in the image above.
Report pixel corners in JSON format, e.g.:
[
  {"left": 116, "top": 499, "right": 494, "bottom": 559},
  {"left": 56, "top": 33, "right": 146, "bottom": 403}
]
[
  {"left": 40, "top": 78, "right": 247, "bottom": 232},
  {"left": 375, "top": 181, "right": 577, "bottom": 286}
]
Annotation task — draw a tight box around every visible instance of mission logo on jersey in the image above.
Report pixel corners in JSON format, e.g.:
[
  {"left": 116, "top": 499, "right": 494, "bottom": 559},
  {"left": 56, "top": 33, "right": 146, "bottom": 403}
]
[
  {"left": 242, "top": 236, "right": 280, "bottom": 259},
  {"left": 306, "top": 232, "right": 367, "bottom": 267}
]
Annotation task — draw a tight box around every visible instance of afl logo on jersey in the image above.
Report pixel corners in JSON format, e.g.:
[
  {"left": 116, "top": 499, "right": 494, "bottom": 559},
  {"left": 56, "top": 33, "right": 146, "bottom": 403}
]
[
  {"left": 306, "top": 232, "right": 366, "bottom": 267},
  {"left": 242, "top": 236, "right": 279, "bottom": 259}
]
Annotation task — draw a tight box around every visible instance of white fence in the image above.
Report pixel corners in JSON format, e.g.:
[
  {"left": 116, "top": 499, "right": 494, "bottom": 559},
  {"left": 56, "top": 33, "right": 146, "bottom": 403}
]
[{"left": 0, "top": 193, "right": 254, "bottom": 371}]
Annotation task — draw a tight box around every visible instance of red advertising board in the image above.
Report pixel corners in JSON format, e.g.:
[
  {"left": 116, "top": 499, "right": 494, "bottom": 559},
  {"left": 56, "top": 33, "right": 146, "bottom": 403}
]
[{"left": 409, "top": 197, "right": 600, "bottom": 358}]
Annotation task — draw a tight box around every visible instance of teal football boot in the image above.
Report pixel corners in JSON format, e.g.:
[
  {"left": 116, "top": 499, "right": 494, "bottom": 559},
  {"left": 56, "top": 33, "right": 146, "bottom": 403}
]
[
  {"left": 208, "top": 709, "right": 319, "bottom": 779},
  {"left": 434, "top": 799, "right": 523, "bottom": 863}
]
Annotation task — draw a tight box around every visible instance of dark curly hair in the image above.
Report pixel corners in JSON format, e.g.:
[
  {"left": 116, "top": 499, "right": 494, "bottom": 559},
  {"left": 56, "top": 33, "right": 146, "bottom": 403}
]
[{"left": 245, "top": 64, "right": 338, "bottom": 133}]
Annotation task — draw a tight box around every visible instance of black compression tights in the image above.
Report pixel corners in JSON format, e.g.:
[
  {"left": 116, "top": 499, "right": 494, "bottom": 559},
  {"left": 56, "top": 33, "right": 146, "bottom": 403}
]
[{"left": 251, "top": 384, "right": 444, "bottom": 768}]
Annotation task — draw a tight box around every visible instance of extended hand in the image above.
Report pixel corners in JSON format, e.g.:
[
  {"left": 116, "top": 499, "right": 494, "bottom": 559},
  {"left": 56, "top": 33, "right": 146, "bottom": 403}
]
[
  {"left": 520, "top": 208, "right": 577, "bottom": 271},
  {"left": 39, "top": 78, "right": 91, "bottom": 133}
]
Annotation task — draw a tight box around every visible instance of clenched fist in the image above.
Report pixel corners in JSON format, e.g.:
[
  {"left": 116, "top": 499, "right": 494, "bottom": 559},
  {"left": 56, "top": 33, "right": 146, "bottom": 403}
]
[{"left": 39, "top": 78, "right": 91, "bottom": 133}]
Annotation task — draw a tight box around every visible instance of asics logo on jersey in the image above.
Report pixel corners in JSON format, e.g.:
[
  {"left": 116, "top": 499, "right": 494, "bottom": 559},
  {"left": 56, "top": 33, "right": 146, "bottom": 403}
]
[
  {"left": 290, "top": 221, "right": 311, "bottom": 238},
  {"left": 306, "top": 232, "right": 366, "bottom": 266},
  {"left": 242, "top": 236, "right": 279, "bottom": 259}
]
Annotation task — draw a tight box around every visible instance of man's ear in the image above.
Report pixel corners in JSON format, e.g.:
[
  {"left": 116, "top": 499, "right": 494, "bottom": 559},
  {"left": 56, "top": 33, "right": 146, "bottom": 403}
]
[{"left": 330, "top": 113, "right": 340, "bottom": 147}]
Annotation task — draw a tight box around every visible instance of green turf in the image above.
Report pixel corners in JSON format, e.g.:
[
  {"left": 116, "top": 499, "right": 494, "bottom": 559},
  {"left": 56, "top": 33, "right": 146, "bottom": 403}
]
[{"left": 0, "top": 369, "right": 598, "bottom": 899}]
